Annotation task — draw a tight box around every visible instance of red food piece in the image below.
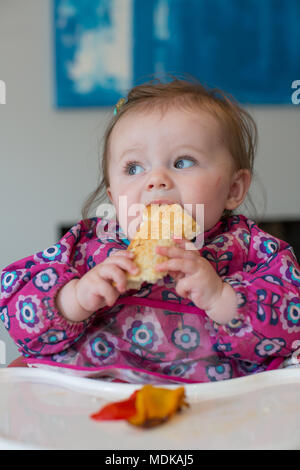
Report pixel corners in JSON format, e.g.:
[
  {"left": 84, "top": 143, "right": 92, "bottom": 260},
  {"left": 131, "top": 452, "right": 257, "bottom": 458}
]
[{"left": 91, "top": 391, "right": 138, "bottom": 421}]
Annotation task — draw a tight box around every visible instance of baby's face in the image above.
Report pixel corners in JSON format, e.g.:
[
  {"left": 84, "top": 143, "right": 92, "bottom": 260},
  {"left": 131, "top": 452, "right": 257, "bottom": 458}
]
[{"left": 107, "top": 106, "right": 239, "bottom": 235}]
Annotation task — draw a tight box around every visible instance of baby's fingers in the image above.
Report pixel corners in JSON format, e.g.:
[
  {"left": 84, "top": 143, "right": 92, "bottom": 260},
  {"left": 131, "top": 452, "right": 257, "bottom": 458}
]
[
  {"left": 168, "top": 271, "right": 185, "bottom": 282},
  {"left": 98, "top": 264, "right": 128, "bottom": 294},
  {"left": 156, "top": 244, "right": 199, "bottom": 260},
  {"left": 175, "top": 277, "right": 192, "bottom": 299},
  {"left": 156, "top": 258, "right": 199, "bottom": 275},
  {"left": 96, "top": 279, "right": 120, "bottom": 307},
  {"left": 109, "top": 250, "right": 134, "bottom": 259},
  {"left": 105, "top": 255, "right": 139, "bottom": 276}
]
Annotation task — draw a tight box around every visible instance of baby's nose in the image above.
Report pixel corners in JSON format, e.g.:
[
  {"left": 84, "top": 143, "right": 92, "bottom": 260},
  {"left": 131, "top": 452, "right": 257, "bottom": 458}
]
[{"left": 146, "top": 171, "right": 173, "bottom": 190}]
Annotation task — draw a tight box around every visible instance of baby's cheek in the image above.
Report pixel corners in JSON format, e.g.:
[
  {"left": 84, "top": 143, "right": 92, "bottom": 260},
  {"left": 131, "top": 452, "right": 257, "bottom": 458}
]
[
  {"left": 215, "top": 176, "right": 222, "bottom": 186},
  {"left": 214, "top": 175, "right": 231, "bottom": 197},
  {"left": 195, "top": 178, "right": 221, "bottom": 200}
]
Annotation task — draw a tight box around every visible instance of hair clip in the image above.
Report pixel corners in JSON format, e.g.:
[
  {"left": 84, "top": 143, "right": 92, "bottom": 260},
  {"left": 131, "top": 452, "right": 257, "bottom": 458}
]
[{"left": 114, "top": 97, "right": 126, "bottom": 115}]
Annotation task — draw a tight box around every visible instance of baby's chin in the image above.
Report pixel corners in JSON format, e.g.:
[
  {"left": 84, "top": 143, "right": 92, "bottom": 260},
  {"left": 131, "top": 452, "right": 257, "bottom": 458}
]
[{"left": 203, "top": 212, "right": 227, "bottom": 232}]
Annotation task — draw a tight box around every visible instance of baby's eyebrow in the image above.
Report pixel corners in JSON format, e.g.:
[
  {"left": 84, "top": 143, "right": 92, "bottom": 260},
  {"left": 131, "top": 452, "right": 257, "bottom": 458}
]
[
  {"left": 172, "top": 145, "right": 208, "bottom": 156},
  {"left": 119, "top": 146, "right": 144, "bottom": 161}
]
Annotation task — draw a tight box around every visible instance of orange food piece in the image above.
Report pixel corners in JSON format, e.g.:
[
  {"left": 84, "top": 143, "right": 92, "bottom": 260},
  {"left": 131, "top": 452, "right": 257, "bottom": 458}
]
[
  {"left": 128, "top": 385, "right": 188, "bottom": 427},
  {"left": 90, "top": 385, "right": 189, "bottom": 428}
]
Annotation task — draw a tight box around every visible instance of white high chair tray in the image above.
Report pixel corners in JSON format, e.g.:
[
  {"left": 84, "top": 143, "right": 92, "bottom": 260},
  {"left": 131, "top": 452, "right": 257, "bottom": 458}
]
[{"left": 1, "top": 367, "right": 300, "bottom": 450}]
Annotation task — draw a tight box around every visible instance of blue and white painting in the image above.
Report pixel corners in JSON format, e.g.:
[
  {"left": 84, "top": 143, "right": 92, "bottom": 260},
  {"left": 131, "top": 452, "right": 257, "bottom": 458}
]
[{"left": 54, "top": 0, "right": 300, "bottom": 107}]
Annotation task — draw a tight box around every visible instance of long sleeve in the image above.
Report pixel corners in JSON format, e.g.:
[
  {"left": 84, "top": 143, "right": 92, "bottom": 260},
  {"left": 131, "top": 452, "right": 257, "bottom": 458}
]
[
  {"left": 0, "top": 218, "right": 119, "bottom": 358},
  {"left": 203, "top": 216, "right": 300, "bottom": 365}
]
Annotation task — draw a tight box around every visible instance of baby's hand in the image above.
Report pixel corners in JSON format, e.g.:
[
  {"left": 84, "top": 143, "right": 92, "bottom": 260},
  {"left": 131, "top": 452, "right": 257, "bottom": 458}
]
[
  {"left": 77, "top": 250, "right": 139, "bottom": 309},
  {"left": 56, "top": 251, "right": 139, "bottom": 323},
  {"left": 155, "top": 239, "right": 236, "bottom": 323}
]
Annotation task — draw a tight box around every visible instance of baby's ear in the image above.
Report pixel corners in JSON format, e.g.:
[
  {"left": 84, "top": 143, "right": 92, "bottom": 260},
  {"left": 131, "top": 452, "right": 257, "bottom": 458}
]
[
  {"left": 225, "top": 169, "right": 252, "bottom": 211},
  {"left": 106, "top": 187, "right": 113, "bottom": 202}
]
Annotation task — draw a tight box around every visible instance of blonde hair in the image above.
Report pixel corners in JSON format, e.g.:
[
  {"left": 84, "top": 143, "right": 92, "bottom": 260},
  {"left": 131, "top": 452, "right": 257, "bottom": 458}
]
[{"left": 82, "top": 77, "right": 258, "bottom": 229}]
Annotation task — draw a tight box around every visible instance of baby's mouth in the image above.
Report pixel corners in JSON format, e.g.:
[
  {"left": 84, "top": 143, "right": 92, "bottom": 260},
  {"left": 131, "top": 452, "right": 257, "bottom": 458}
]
[{"left": 146, "top": 200, "right": 180, "bottom": 207}]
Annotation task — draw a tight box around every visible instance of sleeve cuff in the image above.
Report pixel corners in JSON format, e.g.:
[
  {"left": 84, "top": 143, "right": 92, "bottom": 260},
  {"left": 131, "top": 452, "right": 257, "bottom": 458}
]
[{"left": 47, "top": 269, "right": 88, "bottom": 336}]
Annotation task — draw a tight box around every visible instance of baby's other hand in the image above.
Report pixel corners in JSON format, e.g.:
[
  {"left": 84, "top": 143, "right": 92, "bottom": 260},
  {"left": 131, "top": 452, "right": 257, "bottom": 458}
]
[{"left": 155, "top": 239, "right": 224, "bottom": 312}]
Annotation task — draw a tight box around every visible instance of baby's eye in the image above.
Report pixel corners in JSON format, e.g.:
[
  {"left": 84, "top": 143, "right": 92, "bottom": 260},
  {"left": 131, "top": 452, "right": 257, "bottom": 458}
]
[
  {"left": 174, "top": 158, "right": 195, "bottom": 169},
  {"left": 125, "top": 163, "right": 145, "bottom": 176}
]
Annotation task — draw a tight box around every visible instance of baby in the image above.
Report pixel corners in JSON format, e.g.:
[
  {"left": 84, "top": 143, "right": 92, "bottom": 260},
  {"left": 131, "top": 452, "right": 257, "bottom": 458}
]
[{"left": 1, "top": 78, "right": 300, "bottom": 383}]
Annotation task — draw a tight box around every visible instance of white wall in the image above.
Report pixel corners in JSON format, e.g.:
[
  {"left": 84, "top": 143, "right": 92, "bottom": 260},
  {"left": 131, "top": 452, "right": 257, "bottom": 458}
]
[
  {"left": 0, "top": 0, "right": 300, "bottom": 365},
  {"left": 0, "top": 0, "right": 111, "bottom": 364}
]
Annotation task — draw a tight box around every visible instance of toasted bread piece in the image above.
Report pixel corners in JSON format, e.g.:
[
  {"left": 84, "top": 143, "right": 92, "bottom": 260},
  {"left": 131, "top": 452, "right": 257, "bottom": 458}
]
[
  {"left": 126, "top": 204, "right": 200, "bottom": 290},
  {"left": 126, "top": 238, "right": 173, "bottom": 290}
]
